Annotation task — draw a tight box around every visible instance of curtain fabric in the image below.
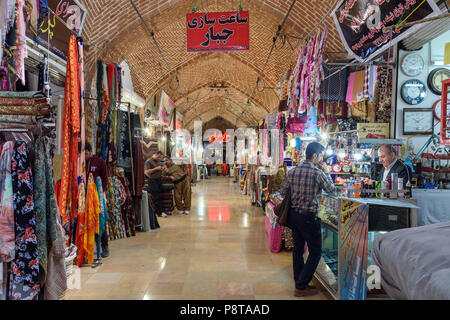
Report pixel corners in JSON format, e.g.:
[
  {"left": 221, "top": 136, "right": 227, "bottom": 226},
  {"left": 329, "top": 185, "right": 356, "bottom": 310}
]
[{"left": 59, "top": 36, "right": 80, "bottom": 241}]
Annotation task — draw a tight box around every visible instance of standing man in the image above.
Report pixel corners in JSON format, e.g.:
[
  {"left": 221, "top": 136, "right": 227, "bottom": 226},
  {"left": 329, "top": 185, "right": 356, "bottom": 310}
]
[
  {"left": 278, "top": 142, "right": 336, "bottom": 297},
  {"left": 144, "top": 151, "right": 167, "bottom": 217},
  {"left": 163, "top": 156, "right": 191, "bottom": 215},
  {"left": 85, "top": 142, "right": 110, "bottom": 258}
]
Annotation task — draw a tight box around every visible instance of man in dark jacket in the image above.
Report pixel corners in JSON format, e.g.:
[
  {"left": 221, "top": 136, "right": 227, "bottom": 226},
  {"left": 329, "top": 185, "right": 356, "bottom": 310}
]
[
  {"left": 85, "top": 142, "right": 110, "bottom": 258},
  {"left": 377, "top": 144, "right": 412, "bottom": 188},
  {"left": 144, "top": 151, "right": 166, "bottom": 217}
]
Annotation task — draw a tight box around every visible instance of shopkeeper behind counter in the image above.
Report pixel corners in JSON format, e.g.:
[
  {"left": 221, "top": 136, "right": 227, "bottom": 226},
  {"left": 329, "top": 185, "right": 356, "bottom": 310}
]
[{"left": 368, "top": 144, "right": 412, "bottom": 189}]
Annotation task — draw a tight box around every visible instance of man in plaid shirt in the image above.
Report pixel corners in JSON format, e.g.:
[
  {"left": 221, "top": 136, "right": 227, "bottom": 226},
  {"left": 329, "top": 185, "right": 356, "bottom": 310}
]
[{"left": 278, "top": 142, "right": 336, "bottom": 297}]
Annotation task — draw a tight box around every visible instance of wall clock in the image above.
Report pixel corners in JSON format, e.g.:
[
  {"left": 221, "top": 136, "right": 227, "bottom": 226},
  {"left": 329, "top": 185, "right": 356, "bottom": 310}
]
[
  {"left": 427, "top": 68, "right": 450, "bottom": 95},
  {"left": 403, "top": 108, "right": 434, "bottom": 135},
  {"left": 433, "top": 99, "right": 442, "bottom": 121},
  {"left": 401, "top": 53, "right": 425, "bottom": 77},
  {"left": 401, "top": 79, "right": 427, "bottom": 105}
]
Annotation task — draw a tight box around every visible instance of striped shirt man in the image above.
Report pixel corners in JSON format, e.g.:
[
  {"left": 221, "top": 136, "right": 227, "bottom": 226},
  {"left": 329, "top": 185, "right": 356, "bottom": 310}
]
[{"left": 279, "top": 161, "right": 336, "bottom": 213}]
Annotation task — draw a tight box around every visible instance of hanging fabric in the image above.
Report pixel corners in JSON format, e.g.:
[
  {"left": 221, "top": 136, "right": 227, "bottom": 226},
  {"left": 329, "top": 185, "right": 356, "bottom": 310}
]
[
  {"left": 83, "top": 174, "right": 99, "bottom": 265},
  {"left": 33, "top": 137, "right": 57, "bottom": 290},
  {"left": 95, "top": 176, "right": 108, "bottom": 249},
  {"left": 77, "top": 38, "right": 86, "bottom": 187},
  {"left": 9, "top": 140, "right": 39, "bottom": 300},
  {"left": 14, "top": 0, "right": 29, "bottom": 86},
  {"left": 59, "top": 36, "right": 80, "bottom": 241},
  {"left": 0, "top": 141, "right": 15, "bottom": 301},
  {"left": 74, "top": 183, "right": 85, "bottom": 267}
]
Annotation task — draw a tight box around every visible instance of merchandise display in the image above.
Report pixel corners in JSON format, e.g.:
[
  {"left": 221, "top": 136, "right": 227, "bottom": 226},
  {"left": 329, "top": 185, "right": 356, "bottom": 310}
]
[{"left": 1, "top": 0, "right": 449, "bottom": 304}]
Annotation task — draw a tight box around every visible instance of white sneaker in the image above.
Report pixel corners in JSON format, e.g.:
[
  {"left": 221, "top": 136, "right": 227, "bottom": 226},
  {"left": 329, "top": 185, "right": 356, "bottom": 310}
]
[
  {"left": 178, "top": 210, "right": 185, "bottom": 215},
  {"left": 161, "top": 212, "right": 168, "bottom": 217},
  {"left": 184, "top": 210, "right": 190, "bottom": 215}
]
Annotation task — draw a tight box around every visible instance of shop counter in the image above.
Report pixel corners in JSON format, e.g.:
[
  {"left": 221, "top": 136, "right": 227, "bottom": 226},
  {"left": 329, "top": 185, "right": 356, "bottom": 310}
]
[
  {"left": 411, "top": 189, "right": 450, "bottom": 226},
  {"left": 315, "top": 195, "right": 418, "bottom": 300}
]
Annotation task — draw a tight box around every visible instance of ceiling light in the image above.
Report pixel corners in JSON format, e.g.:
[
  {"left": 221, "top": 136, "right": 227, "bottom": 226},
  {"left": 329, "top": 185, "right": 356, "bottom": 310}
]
[
  {"left": 290, "top": 138, "right": 296, "bottom": 148},
  {"left": 354, "top": 152, "right": 363, "bottom": 161},
  {"left": 326, "top": 148, "right": 333, "bottom": 156}
]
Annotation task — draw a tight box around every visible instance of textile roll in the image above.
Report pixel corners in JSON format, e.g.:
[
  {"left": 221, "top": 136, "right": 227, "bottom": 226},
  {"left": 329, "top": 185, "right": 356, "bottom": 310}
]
[
  {"left": 0, "top": 115, "right": 36, "bottom": 124},
  {"left": 0, "top": 91, "right": 44, "bottom": 99},
  {"left": 0, "top": 97, "right": 47, "bottom": 106},
  {"left": 0, "top": 104, "right": 51, "bottom": 116}
]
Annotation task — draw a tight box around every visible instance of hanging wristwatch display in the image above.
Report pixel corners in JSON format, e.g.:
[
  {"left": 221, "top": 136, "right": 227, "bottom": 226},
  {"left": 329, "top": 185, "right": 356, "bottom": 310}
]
[
  {"left": 401, "top": 53, "right": 425, "bottom": 77},
  {"left": 401, "top": 79, "right": 427, "bottom": 105},
  {"left": 427, "top": 68, "right": 450, "bottom": 95}
]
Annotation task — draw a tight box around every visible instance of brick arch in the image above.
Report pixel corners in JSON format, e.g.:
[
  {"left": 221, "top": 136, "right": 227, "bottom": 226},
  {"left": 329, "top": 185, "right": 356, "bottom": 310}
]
[
  {"left": 182, "top": 93, "right": 260, "bottom": 124},
  {"left": 79, "top": 0, "right": 343, "bottom": 121}
]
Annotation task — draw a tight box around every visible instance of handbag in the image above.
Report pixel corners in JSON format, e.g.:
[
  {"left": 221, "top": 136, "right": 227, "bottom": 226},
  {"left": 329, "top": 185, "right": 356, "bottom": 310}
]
[{"left": 273, "top": 187, "right": 291, "bottom": 228}]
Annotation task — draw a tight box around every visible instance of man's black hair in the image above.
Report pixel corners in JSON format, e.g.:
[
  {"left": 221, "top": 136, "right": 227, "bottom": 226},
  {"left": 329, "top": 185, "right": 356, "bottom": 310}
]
[
  {"left": 85, "top": 142, "right": 92, "bottom": 152},
  {"left": 155, "top": 151, "right": 163, "bottom": 156},
  {"left": 305, "top": 142, "right": 325, "bottom": 160}
]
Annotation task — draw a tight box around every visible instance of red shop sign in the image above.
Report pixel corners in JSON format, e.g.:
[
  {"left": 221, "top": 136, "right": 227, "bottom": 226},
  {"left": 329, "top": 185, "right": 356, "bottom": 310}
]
[{"left": 186, "top": 11, "right": 249, "bottom": 52}]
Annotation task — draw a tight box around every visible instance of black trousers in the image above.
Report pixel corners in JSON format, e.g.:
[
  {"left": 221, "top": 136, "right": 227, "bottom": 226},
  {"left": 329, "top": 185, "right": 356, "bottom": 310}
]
[{"left": 148, "top": 178, "right": 162, "bottom": 216}]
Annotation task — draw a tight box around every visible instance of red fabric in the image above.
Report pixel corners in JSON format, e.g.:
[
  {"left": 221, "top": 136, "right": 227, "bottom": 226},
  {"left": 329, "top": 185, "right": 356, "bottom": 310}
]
[{"left": 59, "top": 36, "right": 80, "bottom": 235}]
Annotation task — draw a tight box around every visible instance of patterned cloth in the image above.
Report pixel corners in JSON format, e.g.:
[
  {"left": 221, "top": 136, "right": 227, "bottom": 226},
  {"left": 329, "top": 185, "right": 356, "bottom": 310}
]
[
  {"left": 59, "top": 36, "right": 80, "bottom": 242},
  {"left": 83, "top": 174, "right": 100, "bottom": 265},
  {"left": 279, "top": 161, "right": 336, "bottom": 213},
  {"left": 95, "top": 177, "right": 109, "bottom": 241},
  {"left": 0, "top": 141, "right": 14, "bottom": 300},
  {"left": 0, "top": 141, "right": 15, "bottom": 263},
  {"left": 106, "top": 176, "right": 126, "bottom": 240},
  {"left": 9, "top": 141, "right": 40, "bottom": 300},
  {"left": 74, "top": 183, "right": 86, "bottom": 268},
  {"left": 33, "top": 137, "right": 57, "bottom": 287}
]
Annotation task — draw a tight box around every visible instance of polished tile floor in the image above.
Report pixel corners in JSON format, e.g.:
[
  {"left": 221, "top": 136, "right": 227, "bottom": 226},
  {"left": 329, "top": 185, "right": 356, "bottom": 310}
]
[{"left": 65, "top": 176, "right": 331, "bottom": 300}]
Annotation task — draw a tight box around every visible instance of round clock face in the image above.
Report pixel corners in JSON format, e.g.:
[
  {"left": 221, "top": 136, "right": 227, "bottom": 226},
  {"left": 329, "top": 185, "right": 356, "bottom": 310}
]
[
  {"left": 428, "top": 68, "right": 450, "bottom": 95},
  {"left": 401, "top": 53, "right": 425, "bottom": 77},
  {"left": 333, "top": 164, "right": 341, "bottom": 172},
  {"left": 342, "top": 164, "right": 351, "bottom": 173},
  {"left": 327, "top": 165, "right": 333, "bottom": 172},
  {"left": 401, "top": 80, "right": 427, "bottom": 105}
]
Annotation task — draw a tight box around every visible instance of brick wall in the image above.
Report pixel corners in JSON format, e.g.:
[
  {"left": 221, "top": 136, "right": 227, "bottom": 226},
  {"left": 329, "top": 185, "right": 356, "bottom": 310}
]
[{"left": 79, "top": 0, "right": 344, "bottom": 126}]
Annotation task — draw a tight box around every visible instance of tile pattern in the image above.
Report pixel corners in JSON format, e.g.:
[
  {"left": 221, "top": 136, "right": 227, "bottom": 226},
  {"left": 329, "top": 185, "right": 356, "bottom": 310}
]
[{"left": 65, "top": 177, "right": 331, "bottom": 300}]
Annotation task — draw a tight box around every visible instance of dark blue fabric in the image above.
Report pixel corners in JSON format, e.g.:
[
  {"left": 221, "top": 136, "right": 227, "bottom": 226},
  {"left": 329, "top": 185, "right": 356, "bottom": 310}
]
[{"left": 289, "top": 208, "right": 322, "bottom": 290}]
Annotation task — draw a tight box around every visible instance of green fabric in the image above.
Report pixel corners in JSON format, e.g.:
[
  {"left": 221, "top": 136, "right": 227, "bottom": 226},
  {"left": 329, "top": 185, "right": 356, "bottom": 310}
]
[{"left": 33, "top": 137, "right": 57, "bottom": 284}]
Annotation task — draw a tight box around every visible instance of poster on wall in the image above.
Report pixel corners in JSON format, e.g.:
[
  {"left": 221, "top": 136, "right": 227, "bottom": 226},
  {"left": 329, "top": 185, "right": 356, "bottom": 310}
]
[
  {"left": 158, "top": 90, "right": 175, "bottom": 126},
  {"left": 339, "top": 199, "right": 369, "bottom": 300},
  {"left": 186, "top": 11, "right": 249, "bottom": 52},
  {"left": 357, "top": 123, "right": 390, "bottom": 138},
  {"left": 332, "top": 0, "right": 440, "bottom": 62},
  {"left": 26, "top": 0, "right": 87, "bottom": 60}
]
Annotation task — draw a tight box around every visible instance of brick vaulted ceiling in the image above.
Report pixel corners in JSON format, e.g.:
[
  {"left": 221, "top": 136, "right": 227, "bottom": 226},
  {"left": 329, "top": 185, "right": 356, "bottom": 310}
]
[{"left": 79, "top": 0, "right": 347, "bottom": 130}]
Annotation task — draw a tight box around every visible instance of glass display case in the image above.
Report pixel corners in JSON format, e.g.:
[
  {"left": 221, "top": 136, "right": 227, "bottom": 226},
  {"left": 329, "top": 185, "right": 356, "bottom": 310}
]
[{"left": 315, "top": 194, "right": 418, "bottom": 300}]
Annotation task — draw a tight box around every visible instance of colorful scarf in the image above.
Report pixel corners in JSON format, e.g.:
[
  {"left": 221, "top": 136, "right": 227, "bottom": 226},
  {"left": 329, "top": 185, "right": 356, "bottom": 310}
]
[
  {"left": 9, "top": 141, "right": 39, "bottom": 300},
  {"left": 84, "top": 174, "right": 99, "bottom": 265},
  {"left": 95, "top": 176, "right": 108, "bottom": 240},
  {"left": 59, "top": 36, "right": 80, "bottom": 241},
  {"left": 14, "top": 0, "right": 29, "bottom": 86},
  {"left": 77, "top": 38, "right": 86, "bottom": 187},
  {"left": 33, "top": 137, "right": 57, "bottom": 285},
  {"left": 106, "top": 176, "right": 126, "bottom": 240},
  {"left": 0, "top": 141, "right": 15, "bottom": 263},
  {"left": 74, "top": 182, "right": 85, "bottom": 267}
]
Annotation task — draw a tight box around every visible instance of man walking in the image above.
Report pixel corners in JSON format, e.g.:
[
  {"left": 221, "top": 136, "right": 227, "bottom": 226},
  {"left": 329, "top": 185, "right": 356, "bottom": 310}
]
[
  {"left": 144, "top": 151, "right": 167, "bottom": 217},
  {"left": 85, "top": 142, "right": 110, "bottom": 258},
  {"left": 163, "top": 156, "right": 191, "bottom": 215},
  {"left": 278, "top": 142, "right": 336, "bottom": 297}
]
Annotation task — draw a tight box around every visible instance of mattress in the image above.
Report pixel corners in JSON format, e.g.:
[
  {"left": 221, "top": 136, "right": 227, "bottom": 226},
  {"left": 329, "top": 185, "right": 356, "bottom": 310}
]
[{"left": 371, "top": 221, "right": 450, "bottom": 300}]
